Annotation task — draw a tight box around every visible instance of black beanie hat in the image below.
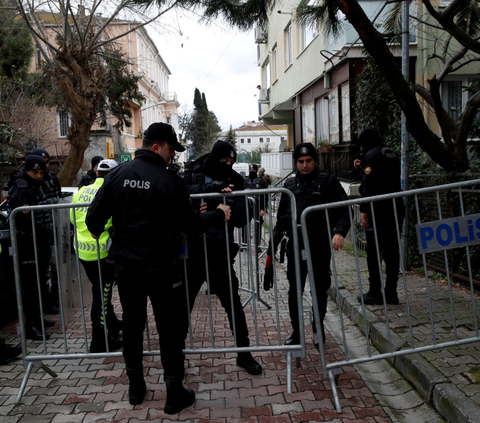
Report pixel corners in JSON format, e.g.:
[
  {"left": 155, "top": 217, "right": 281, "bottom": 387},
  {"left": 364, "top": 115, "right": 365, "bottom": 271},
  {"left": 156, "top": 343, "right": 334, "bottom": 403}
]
[
  {"left": 358, "top": 129, "right": 382, "bottom": 151},
  {"left": 30, "top": 148, "right": 50, "bottom": 159},
  {"left": 24, "top": 155, "right": 47, "bottom": 172},
  {"left": 293, "top": 143, "right": 317, "bottom": 162},
  {"left": 91, "top": 156, "right": 104, "bottom": 168},
  {"left": 210, "top": 140, "right": 237, "bottom": 162}
]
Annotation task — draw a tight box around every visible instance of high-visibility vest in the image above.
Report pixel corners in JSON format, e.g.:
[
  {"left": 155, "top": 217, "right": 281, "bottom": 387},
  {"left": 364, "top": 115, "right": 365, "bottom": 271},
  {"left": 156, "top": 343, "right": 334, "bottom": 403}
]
[{"left": 70, "top": 178, "right": 112, "bottom": 261}]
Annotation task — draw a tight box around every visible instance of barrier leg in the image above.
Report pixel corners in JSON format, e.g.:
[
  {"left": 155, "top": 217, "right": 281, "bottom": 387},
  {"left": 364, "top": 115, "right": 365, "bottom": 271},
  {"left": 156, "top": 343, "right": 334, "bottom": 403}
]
[
  {"left": 286, "top": 351, "right": 292, "bottom": 394},
  {"left": 15, "top": 361, "right": 33, "bottom": 404},
  {"left": 328, "top": 368, "right": 343, "bottom": 413}
]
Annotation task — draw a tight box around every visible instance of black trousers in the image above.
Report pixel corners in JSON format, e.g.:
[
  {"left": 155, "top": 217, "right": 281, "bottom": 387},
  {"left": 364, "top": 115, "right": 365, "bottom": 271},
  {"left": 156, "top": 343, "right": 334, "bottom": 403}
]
[
  {"left": 80, "top": 258, "right": 115, "bottom": 329},
  {"left": 365, "top": 199, "right": 405, "bottom": 295},
  {"left": 115, "top": 262, "right": 188, "bottom": 379},
  {"left": 186, "top": 238, "right": 250, "bottom": 348},
  {"left": 286, "top": 237, "right": 332, "bottom": 337},
  {"left": 17, "top": 235, "right": 50, "bottom": 324}
]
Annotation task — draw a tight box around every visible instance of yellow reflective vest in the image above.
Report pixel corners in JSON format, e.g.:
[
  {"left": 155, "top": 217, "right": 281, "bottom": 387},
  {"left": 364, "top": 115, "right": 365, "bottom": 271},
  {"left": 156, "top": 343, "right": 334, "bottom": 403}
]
[{"left": 70, "top": 178, "right": 112, "bottom": 261}]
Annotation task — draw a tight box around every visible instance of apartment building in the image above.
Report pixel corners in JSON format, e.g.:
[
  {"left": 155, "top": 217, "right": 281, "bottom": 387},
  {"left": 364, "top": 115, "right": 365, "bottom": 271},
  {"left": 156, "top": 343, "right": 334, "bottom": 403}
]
[{"left": 255, "top": 0, "right": 479, "bottom": 180}]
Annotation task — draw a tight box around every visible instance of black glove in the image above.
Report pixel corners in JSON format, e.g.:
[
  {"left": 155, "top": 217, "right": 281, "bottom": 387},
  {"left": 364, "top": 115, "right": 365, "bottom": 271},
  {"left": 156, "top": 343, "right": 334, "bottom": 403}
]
[{"left": 263, "top": 255, "right": 274, "bottom": 291}]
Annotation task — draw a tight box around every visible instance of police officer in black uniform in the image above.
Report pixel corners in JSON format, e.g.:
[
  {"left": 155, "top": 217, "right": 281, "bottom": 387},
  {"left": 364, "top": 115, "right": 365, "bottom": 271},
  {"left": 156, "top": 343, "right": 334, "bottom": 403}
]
[
  {"left": 78, "top": 155, "right": 103, "bottom": 188},
  {"left": 183, "top": 140, "right": 263, "bottom": 375},
  {"left": 244, "top": 164, "right": 267, "bottom": 252},
  {"left": 269, "top": 143, "right": 350, "bottom": 346},
  {"left": 86, "top": 123, "right": 230, "bottom": 414},
  {"left": 29, "top": 148, "right": 62, "bottom": 314},
  {"left": 354, "top": 129, "right": 405, "bottom": 305},
  {"left": 6, "top": 155, "right": 54, "bottom": 340}
]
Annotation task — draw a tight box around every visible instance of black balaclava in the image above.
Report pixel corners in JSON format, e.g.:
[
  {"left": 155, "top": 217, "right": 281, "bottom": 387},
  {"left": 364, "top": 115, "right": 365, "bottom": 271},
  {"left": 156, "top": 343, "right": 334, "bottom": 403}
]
[
  {"left": 204, "top": 140, "right": 237, "bottom": 181},
  {"left": 357, "top": 128, "right": 383, "bottom": 152}
]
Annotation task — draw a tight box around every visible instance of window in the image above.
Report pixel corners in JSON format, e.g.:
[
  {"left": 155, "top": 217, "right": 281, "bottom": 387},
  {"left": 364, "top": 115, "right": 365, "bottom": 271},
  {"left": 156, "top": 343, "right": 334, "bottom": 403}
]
[
  {"left": 341, "top": 83, "right": 351, "bottom": 142},
  {"left": 262, "top": 58, "right": 271, "bottom": 89},
  {"left": 259, "top": 137, "right": 264, "bottom": 143},
  {"left": 247, "top": 138, "right": 251, "bottom": 143},
  {"left": 315, "top": 96, "right": 329, "bottom": 144},
  {"left": 441, "top": 78, "right": 480, "bottom": 124},
  {"left": 266, "top": 138, "right": 270, "bottom": 143},
  {"left": 285, "top": 24, "right": 292, "bottom": 67},
  {"left": 302, "top": 103, "right": 315, "bottom": 143},
  {"left": 300, "top": 22, "right": 318, "bottom": 52},
  {"left": 329, "top": 90, "right": 339, "bottom": 144},
  {"left": 272, "top": 46, "right": 278, "bottom": 82},
  {"left": 57, "top": 112, "right": 71, "bottom": 138},
  {"left": 241, "top": 138, "right": 245, "bottom": 144}
]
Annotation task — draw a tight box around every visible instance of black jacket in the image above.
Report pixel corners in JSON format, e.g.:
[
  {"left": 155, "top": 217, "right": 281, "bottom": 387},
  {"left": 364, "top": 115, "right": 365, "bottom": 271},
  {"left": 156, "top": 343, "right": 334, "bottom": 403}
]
[
  {"left": 359, "top": 145, "right": 402, "bottom": 214},
  {"left": 78, "top": 169, "right": 96, "bottom": 189},
  {"left": 6, "top": 171, "right": 52, "bottom": 236},
  {"left": 86, "top": 149, "right": 224, "bottom": 269},
  {"left": 273, "top": 168, "right": 350, "bottom": 249},
  {"left": 184, "top": 154, "right": 248, "bottom": 241}
]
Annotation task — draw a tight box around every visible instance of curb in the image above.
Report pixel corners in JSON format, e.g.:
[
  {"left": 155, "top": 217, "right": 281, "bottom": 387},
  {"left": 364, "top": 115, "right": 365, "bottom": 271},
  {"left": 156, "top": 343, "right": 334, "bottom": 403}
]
[{"left": 328, "top": 283, "right": 479, "bottom": 423}]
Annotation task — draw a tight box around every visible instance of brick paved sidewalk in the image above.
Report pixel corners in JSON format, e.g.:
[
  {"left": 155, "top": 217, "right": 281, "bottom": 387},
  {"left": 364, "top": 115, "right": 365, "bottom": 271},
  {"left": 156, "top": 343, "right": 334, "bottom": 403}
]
[{"left": 0, "top": 255, "right": 395, "bottom": 423}]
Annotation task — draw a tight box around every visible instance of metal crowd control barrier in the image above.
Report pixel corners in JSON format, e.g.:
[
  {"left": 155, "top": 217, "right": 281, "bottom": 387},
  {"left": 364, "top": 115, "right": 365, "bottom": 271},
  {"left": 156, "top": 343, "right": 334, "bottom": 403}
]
[
  {"left": 301, "top": 178, "right": 480, "bottom": 413},
  {"left": 8, "top": 187, "right": 305, "bottom": 404}
]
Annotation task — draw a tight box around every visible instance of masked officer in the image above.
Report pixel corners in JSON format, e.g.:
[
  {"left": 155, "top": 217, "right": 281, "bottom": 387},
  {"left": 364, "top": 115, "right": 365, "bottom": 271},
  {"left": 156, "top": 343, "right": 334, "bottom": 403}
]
[
  {"left": 267, "top": 143, "right": 350, "bottom": 346},
  {"left": 354, "top": 129, "right": 405, "bottom": 305},
  {"left": 183, "top": 140, "right": 263, "bottom": 376},
  {"left": 71, "top": 159, "right": 123, "bottom": 353},
  {"left": 6, "top": 155, "right": 54, "bottom": 340},
  {"left": 86, "top": 123, "right": 230, "bottom": 414}
]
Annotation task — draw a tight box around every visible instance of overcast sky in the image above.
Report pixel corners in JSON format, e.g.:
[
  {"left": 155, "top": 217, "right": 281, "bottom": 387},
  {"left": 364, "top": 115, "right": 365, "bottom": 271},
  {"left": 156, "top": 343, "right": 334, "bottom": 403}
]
[{"left": 148, "top": 11, "right": 260, "bottom": 132}]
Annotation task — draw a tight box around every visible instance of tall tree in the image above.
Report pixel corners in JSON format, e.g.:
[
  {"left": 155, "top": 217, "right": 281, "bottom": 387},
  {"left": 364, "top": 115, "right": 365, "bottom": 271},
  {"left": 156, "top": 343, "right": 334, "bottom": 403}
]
[
  {"left": 189, "top": 88, "right": 220, "bottom": 157},
  {"left": 14, "top": 0, "right": 189, "bottom": 185},
  {"left": 224, "top": 125, "right": 237, "bottom": 152}
]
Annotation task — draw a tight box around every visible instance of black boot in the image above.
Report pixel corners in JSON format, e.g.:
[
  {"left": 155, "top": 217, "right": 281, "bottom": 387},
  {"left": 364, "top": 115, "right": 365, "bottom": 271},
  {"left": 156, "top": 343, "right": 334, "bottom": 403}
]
[
  {"left": 0, "top": 338, "right": 22, "bottom": 365},
  {"left": 25, "top": 322, "right": 49, "bottom": 341},
  {"left": 237, "top": 352, "right": 262, "bottom": 375},
  {"left": 127, "top": 368, "right": 146, "bottom": 405},
  {"left": 106, "top": 315, "right": 123, "bottom": 340},
  {"left": 90, "top": 326, "right": 122, "bottom": 353},
  {"left": 164, "top": 375, "right": 195, "bottom": 415}
]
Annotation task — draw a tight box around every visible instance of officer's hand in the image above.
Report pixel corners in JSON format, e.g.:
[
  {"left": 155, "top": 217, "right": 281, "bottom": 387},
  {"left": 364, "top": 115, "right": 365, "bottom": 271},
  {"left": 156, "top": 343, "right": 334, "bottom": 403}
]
[
  {"left": 361, "top": 212, "right": 369, "bottom": 228},
  {"left": 217, "top": 204, "right": 231, "bottom": 221},
  {"left": 332, "top": 234, "right": 344, "bottom": 251},
  {"left": 353, "top": 159, "right": 362, "bottom": 169},
  {"left": 221, "top": 184, "right": 234, "bottom": 193},
  {"left": 199, "top": 202, "right": 208, "bottom": 213}
]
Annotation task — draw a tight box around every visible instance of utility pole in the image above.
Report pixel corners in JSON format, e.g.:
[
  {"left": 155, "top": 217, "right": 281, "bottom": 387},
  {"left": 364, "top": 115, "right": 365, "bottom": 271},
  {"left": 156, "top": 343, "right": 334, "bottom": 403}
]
[{"left": 401, "top": 0, "right": 410, "bottom": 268}]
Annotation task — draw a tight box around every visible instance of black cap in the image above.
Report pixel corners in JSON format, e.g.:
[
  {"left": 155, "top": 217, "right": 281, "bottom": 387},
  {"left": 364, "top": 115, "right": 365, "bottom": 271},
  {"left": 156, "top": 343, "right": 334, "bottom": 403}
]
[
  {"left": 30, "top": 148, "right": 50, "bottom": 159},
  {"left": 91, "top": 156, "right": 104, "bottom": 167},
  {"left": 250, "top": 164, "right": 258, "bottom": 171},
  {"left": 24, "top": 155, "right": 47, "bottom": 171},
  {"left": 144, "top": 122, "right": 185, "bottom": 152},
  {"left": 293, "top": 143, "right": 317, "bottom": 162},
  {"left": 210, "top": 140, "right": 236, "bottom": 162}
]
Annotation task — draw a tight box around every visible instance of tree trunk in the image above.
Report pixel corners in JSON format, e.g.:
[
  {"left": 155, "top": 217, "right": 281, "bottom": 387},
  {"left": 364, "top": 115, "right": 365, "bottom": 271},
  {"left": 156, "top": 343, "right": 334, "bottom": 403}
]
[
  {"left": 337, "top": 0, "right": 468, "bottom": 171},
  {"left": 57, "top": 120, "right": 92, "bottom": 186}
]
